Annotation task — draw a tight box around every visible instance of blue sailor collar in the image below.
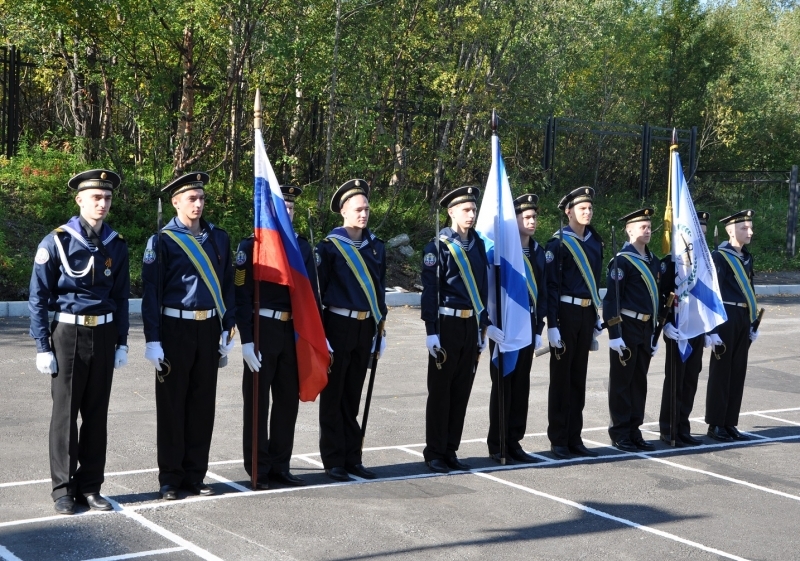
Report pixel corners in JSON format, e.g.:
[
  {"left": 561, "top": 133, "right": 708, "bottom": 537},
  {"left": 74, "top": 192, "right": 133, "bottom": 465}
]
[
  {"left": 617, "top": 241, "right": 651, "bottom": 262},
  {"left": 439, "top": 226, "right": 475, "bottom": 251},
  {"left": 61, "top": 216, "right": 119, "bottom": 251},
  {"left": 522, "top": 239, "right": 539, "bottom": 257},
  {"left": 552, "top": 225, "right": 592, "bottom": 242},
  {"left": 163, "top": 216, "right": 211, "bottom": 244},
  {"left": 328, "top": 226, "right": 376, "bottom": 249},
  {"left": 718, "top": 240, "right": 750, "bottom": 265}
]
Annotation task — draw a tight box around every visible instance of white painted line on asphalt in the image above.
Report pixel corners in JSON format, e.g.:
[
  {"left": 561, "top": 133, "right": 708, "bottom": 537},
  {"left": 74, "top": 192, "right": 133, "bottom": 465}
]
[
  {"left": 0, "top": 545, "right": 23, "bottom": 561},
  {"left": 473, "top": 471, "right": 751, "bottom": 561},
  {"left": 0, "top": 511, "right": 106, "bottom": 528},
  {"left": 205, "top": 471, "right": 250, "bottom": 493},
  {"left": 81, "top": 546, "right": 186, "bottom": 561},
  {"left": 753, "top": 413, "right": 800, "bottom": 426},
  {"left": 0, "top": 478, "right": 49, "bottom": 489},
  {"left": 104, "top": 495, "right": 223, "bottom": 561},
  {"left": 581, "top": 438, "right": 800, "bottom": 503},
  {"left": 739, "top": 430, "right": 768, "bottom": 440},
  {"left": 396, "top": 446, "right": 423, "bottom": 457},
  {"left": 295, "top": 455, "right": 324, "bottom": 468}
]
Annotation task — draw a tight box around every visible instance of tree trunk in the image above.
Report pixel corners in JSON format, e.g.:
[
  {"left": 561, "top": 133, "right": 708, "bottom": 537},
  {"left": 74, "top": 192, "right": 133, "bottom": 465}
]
[
  {"left": 323, "top": 0, "right": 343, "bottom": 204},
  {"left": 172, "top": 25, "right": 195, "bottom": 177}
]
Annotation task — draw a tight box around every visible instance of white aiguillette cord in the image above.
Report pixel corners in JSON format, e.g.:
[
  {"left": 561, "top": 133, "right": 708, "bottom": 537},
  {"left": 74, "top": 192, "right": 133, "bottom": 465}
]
[{"left": 52, "top": 231, "right": 95, "bottom": 278}]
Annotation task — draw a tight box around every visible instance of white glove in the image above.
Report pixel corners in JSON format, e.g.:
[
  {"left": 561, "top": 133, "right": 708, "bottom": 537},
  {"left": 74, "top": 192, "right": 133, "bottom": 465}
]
[
  {"left": 593, "top": 319, "right": 603, "bottom": 338},
  {"left": 749, "top": 328, "right": 759, "bottom": 342},
  {"left": 704, "top": 335, "right": 712, "bottom": 348},
  {"left": 145, "top": 342, "right": 164, "bottom": 371},
  {"left": 547, "top": 327, "right": 563, "bottom": 349},
  {"left": 486, "top": 325, "right": 505, "bottom": 344},
  {"left": 36, "top": 352, "right": 57, "bottom": 375},
  {"left": 663, "top": 323, "right": 679, "bottom": 341},
  {"left": 651, "top": 339, "right": 659, "bottom": 357},
  {"left": 371, "top": 335, "right": 387, "bottom": 359},
  {"left": 709, "top": 334, "right": 723, "bottom": 348},
  {"left": 534, "top": 334, "right": 543, "bottom": 350},
  {"left": 241, "top": 342, "right": 262, "bottom": 372},
  {"left": 219, "top": 331, "right": 235, "bottom": 356},
  {"left": 608, "top": 337, "right": 626, "bottom": 357},
  {"left": 326, "top": 338, "right": 333, "bottom": 353},
  {"left": 426, "top": 335, "right": 441, "bottom": 358},
  {"left": 114, "top": 348, "right": 128, "bottom": 369}
]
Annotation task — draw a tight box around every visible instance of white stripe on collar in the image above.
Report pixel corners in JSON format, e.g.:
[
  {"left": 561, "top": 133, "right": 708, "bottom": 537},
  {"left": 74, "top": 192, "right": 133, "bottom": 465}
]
[{"left": 328, "top": 232, "right": 374, "bottom": 249}]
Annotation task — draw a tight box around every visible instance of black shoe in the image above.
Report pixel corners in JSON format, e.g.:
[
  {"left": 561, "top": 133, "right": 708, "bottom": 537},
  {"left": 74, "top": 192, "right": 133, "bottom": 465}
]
[
  {"left": 659, "top": 434, "right": 686, "bottom": 447},
  {"left": 325, "top": 467, "right": 354, "bottom": 482},
  {"left": 725, "top": 426, "right": 750, "bottom": 441},
  {"left": 678, "top": 433, "right": 703, "bottom": 446},
  {"left": 426, "top": 459, "right": 450, "bottom": 473},
  {"left": 612, "top": 439, "right": 639, "bottom": 453},
  {"left": 80, "top": 493, "right": 112, "bottom": 511},
  {"left": 159, "top": 485, "right": 178, "bottom": 500},
  {"left": 568, "top": 443, "right": 599, "bottom": 458},
  {"left": 184, "top": 481, "right": 215, "bottom": 496},
  {"left": 509, "top": 448, "right": 541, "bottom": 463},
  {"left": 443, "top": 456, "right": 471, "bottom": 471},
  {"left": 489, "top": 452, "right": 517, "bottom": 464},
  {"left": 632, "top": 437, "right": 656, "bottom": 451},
  {"left": 271, "top": 471, "right": 306, "bottom": 487},
  {"left": 707, "top": 425, "right": 733, "bottom": 442},
  {"left": 345, "top": 464, "right": 377, "bottom": 480},
  {"left": 550, "top": 445, "right": 572, "bottom": 459},
  {"left": 54, "top": 495, "right": 75, "bottom": 515}
]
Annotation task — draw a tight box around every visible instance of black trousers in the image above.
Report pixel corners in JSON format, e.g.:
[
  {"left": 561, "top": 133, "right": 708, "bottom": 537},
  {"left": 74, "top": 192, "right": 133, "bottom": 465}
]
[
  {"left": 659, "top": 334, "right": 704, "bottom": 436},
  {"left": 548, "top": 303, "right": 596, "bottom": 447},
  {"left": 487, "top": 317, "right": 535, "bottom": 454},
  {"left": 49, "top": 320, "right": 116, "bottom": 500},
  {"left": 242, "top": 316, "right": 299, "bottom": 476},
  {"left": 706, "top": 306, "right": 751, "bottom": 427},
  {"left": 423, "top": 315, "right": 478, "bottom": 461},
  {"left": 319, "top": 311, "right": 375, "bottom": 469},
  {"left": 607, "top": 317, "right": 653, "bottom": 443},
  {"left": 156, "top": 315, "right": 221, "bottom": 487}
]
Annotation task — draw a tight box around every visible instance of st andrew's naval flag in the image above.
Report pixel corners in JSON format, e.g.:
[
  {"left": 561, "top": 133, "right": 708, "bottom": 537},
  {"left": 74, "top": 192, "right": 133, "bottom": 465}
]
[
  {"left": 253, "top": 128, "right": 329, "bottom": 401},
  {"left": 668, "top": 145, "right": 727, "bottom": 361},
  {"left": 475, "top": 133, "right": 532, "bottom": 375}
]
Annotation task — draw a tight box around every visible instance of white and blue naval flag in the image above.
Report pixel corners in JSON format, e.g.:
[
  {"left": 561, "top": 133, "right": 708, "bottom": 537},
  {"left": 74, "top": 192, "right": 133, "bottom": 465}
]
[
  {"left": 476, "top": 134, "right": 532, "bottom": 375},
  {"left": 670, "top": 148, "right": 727, "bottom": 360}
]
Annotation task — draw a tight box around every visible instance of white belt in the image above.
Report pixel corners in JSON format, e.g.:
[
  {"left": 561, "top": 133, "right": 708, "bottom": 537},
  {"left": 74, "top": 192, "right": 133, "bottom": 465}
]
[
  {"left": 162, "top": 307, "right": 217, "bottom": 321},
  {"left": 328, "top": 306, "right": 371, "bottom": 320},
  {"left": 560, "top": 295, "right": 593, "bottom": 308},
  {"left": 260, "top": 308, "right": 292, "bottom": 321},
  {"left": 439, "top": 306, "right": 474, "bottom": 319},
  {"left": 54, "top": 312, "right": 113, "bottom": 327},
  {"left": 723, "top": 301, "right": 748, "bottom": 308},
  {"left": 621, "top": 308, "right": 651, "bottom": 322}
]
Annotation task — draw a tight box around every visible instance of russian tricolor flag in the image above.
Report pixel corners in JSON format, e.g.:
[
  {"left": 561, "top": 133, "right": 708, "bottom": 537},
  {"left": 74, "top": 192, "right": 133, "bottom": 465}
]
[{"left": 253, "top": 127, "right": 329, "bottom": 401}]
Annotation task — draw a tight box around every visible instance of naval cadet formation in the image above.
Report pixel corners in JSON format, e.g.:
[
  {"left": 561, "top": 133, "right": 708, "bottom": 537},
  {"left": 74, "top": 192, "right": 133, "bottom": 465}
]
[{"left": 27, "top": 169, "right": 762, "bottom": 515}]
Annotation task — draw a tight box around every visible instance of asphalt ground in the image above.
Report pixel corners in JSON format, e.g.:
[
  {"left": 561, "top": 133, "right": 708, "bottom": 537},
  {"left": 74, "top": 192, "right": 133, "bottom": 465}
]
[{"left": 0, "top": 297, "right": 799, "bottom": 561}]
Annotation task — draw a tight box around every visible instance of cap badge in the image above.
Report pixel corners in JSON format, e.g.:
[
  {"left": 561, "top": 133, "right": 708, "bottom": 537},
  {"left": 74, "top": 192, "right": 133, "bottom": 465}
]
[
  {"left": 355, "top": 180, "right": 361, "bottom": 187},
  {"left": 196, "top": 174, "right": 201, "bottom": 180},
  {"left": 645, "top": 209, "right": 650, "bottom": 215},
  {"left": 527, "top": 196, "right": 532, "bottom": 201},
  {"left": 467, "top": 187, "right": 472, "bottom": 194},
  {"left": 100, "top": 172, "right": 107, "bottom": 180},
  {"left": 584, "top": 188, "right": 589, "bottom": 194}
]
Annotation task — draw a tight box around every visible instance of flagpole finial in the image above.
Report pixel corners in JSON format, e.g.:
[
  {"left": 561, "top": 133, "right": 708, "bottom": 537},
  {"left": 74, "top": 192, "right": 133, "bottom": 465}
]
[
  {"left": 670, "top": 127, "right": 678, "bottom": 150},
  {"left": 490, "top": 109, "right": 498, "bottom": 135},
  {"left": 254, "top": 88, "right": 262, "bottom": 131}
]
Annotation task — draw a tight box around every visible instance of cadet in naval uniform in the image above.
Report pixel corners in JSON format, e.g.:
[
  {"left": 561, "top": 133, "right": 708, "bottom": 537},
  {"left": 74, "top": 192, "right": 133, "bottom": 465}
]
[
  {"left": 486, "top": 194, "right": 547, "bottom": 464},
  {"left": 142, "top": 172, "right": 236, "bottom": 500},
  {"left": 545, "top": 187, "right": 603, "bottom": 460},
  {"left": 29, "top": 169, "right": 130, "bottom": 515},
  {"left": 235, "top": 185, "right": 317, "bottom": 489},
  {"left": 421, "top": 185, "right": 504, "bottom": 473},
  {"left": 705, "top": 210, "right": 759, "bottom": 442},
  {"left": 657, "top": 211, "right": 710, "bottom": 447},
  {"left": 603, "top": 208, "right": 661, "bottom": 453},
  {"left": 315, "top": 179, "right": 387, "bottom": 482}
]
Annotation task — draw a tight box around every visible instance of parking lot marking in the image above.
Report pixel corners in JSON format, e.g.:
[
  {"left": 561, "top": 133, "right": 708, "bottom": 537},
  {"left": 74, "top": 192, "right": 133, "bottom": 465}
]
[
  {"left": 0, "top": 545, "right": 22, "bottom": 561},
  {"left": 0, "top": 511, "right": 106, "bottom": 528},
  {"left": 753, "top": 413, "right": 800, "bottom": 426},
  {"left": 205, "top": 471, "right": 250, "bottom": 493},
  {"left": 473, "top": 472, "right": 751, "bottom": 561},
  {"left": 81, "top": 546, "right": 186, "bottom": 561}
]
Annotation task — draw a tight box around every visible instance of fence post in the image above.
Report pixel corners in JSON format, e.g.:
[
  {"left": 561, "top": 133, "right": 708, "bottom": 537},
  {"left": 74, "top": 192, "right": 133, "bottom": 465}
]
[
  {"left": 688, "top": 126, "right": 697, "bottom": 186},
  {"left": 787, "top": 165, "right": 799, "bottom": 257},
  {"left": 639, "top": 123, "right": 650, "bottom": 199}
]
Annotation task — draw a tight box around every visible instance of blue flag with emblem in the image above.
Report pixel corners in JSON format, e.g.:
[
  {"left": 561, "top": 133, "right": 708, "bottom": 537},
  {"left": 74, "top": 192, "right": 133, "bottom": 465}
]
[{"left": 475, "top": 134, "right": 532, "bottom": 376}]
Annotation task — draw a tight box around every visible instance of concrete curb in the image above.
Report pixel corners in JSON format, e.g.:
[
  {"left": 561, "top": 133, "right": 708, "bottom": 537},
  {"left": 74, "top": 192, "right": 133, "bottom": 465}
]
[{"left": 3, "top": 284, "right": 799, "bottom": 317}]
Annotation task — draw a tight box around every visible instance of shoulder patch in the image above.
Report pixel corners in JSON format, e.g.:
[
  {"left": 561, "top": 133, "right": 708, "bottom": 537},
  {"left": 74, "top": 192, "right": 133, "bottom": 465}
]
[
  {"left": 234, "top": 269, "right": 246, "bottom": 287},
  {"left": 315, "top": 251, "right": 322, "bottom": 266},
  {"left": 545, "top": 250, "right": 554, "bottom": 264},
  {"left": 35, "top": 247, "right": 49, "bottom": 265},
  {"left": 424, "top": 252, "right": 437, "bottom": 267},
  {"left": 660, "top": 261, "right": 666, "bottom": 273},
  {"left": 610, "top": 268, "right": 624, "bottom": 281},
  {"left": 143, "top": 248, "right": 156, "bottom": 264},
  {"left": 235, "top": 250, "right": 247, "bottom": 266}
]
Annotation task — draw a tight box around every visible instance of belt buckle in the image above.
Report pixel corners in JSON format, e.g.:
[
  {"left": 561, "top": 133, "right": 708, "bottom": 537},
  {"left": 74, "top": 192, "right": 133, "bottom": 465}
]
[
  {"left": 580, "top": 299, "right": 591, "bottom": 307},
  {"left": 357, "top": 311, "right": 368, "bottom": 320},
  {"left": 83, "top": 315, "right": 98, "bottom": 327},
  {"left": 195, "top": 310, "right": 208, "bottom": 321},
  {"left": 459, "top": 309, "right": 471, "bottom": 319},
  {"left": 280, "top": 311, "right": 290, "bottom": 321},
  {"left": 642, "top": 314, "right": 651, "bottom": 322}
]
